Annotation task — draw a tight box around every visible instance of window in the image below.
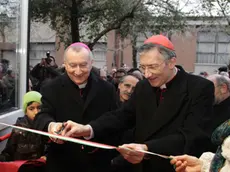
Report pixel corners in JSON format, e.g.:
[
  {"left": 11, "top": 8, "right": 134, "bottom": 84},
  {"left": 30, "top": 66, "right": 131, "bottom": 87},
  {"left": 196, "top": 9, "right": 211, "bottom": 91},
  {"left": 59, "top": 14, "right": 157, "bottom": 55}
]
[
  {"left": 29, "top": 42, "right": 56, "bottom": 67},
  {"left": 196, "top": 31, "right": 230, "bottom": 64},
  {"left": 0, "top": 0, "right": 28, "bottom": 115},
  {"left": 93, "top": 50, "right": 106, "bottom": 61}
]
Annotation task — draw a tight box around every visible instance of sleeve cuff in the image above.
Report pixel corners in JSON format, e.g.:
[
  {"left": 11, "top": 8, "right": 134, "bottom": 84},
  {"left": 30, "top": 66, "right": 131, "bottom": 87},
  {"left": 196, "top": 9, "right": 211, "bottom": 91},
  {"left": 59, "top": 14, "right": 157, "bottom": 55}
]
[
  {"left": 83, "top": 125, "right": 94, "bottom": 140},
  {"left": 48, "top": 122, "right": 55, "bottom": 133}
]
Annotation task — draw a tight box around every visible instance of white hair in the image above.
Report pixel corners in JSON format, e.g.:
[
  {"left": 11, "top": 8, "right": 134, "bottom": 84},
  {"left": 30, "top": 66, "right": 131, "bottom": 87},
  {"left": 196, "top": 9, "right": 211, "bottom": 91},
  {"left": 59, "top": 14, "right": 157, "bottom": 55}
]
[{"left": 208, "top": 74, "right": 230, "bottom": 92}]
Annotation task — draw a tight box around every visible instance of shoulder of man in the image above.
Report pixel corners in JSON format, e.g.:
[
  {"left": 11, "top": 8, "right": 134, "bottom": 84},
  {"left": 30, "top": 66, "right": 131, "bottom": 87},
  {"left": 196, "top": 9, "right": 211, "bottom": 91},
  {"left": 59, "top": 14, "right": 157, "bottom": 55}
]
[
  {"left": 91, "top": 73, "right": 116, "bottom": 91},
  {"left": 187, "top": 73, "right": 213, "bottom": 89},
  {"left": 41, "top": 74, "right": 63, "bottom": 89},
  {"left": 134, "top": 78, "right": 150, "bottom": 89}
]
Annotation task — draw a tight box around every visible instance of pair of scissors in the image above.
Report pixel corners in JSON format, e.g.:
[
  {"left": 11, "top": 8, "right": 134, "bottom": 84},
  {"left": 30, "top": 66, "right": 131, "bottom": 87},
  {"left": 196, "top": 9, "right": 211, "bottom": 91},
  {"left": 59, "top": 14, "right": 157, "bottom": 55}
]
[{"left": 55, "top": 122, "right": 65, "bottom": 135}]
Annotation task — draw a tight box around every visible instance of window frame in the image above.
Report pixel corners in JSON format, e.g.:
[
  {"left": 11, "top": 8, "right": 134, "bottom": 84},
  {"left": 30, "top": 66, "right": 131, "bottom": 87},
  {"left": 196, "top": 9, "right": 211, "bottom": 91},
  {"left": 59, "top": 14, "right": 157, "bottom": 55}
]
[
  {"left": 196, "top": 30, "right": 230, "bottom": 64},
  {"left": 0, "top": 0, "right": 29, "bottom": 130}
]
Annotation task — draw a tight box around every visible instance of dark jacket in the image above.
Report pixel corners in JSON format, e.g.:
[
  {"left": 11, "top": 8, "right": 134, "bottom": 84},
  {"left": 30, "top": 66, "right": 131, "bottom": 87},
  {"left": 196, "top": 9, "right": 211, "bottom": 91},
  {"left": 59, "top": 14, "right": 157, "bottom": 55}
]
[
  {"left": 207, "top": 96, "right": 230, "bottom": 152},
  {"left": 212, "top": 97, "right": 230, "bottom": 132},
  {"left": 33, "top": 73, "right": 118, "bottom": 172},
  {"left": 111, "top": 95, "right": 134, "bottom": 172},
  {"left": 30, "top": 63, "right": 60, "bottom": 91},
  {"left": 0, "top": 116, "right": 45, "bottom": 161},
  {"left": 90, "top": 66, "right": 215, "bottom": 172}
]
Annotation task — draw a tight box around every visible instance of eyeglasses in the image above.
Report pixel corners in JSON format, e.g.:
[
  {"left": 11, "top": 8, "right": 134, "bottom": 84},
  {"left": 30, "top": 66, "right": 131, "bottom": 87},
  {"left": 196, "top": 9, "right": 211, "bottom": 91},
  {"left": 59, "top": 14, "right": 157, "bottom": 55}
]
[{"left": 139, "top": 61, "right": 165, "bottom": 74}]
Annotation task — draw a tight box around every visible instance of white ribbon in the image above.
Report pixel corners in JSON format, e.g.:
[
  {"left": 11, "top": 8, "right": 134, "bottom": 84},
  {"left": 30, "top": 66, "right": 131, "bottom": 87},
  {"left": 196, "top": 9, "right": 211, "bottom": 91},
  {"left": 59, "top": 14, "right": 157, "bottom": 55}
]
[
  {"left": 0, "top": 122, "right": 171, "bottom": 159},
  {"left": 0, "top": 122, "right": 115, "bottom": 149}
]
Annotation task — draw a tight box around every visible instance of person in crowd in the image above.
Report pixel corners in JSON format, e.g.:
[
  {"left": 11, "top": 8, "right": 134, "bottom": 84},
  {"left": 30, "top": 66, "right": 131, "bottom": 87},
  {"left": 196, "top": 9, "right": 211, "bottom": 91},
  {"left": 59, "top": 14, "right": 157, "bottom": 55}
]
[
  {"left": 2, "top": 69, "right": 15, "bottom": 99},
  {"left": 127, "top": 68, "right": 143, "bottom": 80},
  {"left": 0, "top": 91, "right": 46, "bottom": 161},
  {"left": 218, "top": 66, "right": 228, "bottom": 74},
  {"left": 30, "top": 53, "right": 60, "bottom": 91},
  {"left": 116, "top": 74, "right": 140, "bottom": 107},
  {"left": 1, "top": 59, "right": 10, "bottom": 76},
  {"left": 219, "top": 71, "right": 229, "bottom": 77},
  {"left": 206, "top": 74, "right": 230, "bottom": 133},
  {"left": 100, "top": 68, "right": 107, "bottom": 81},
  {"left": 199, "top": 71, "right": 208, "bottom": 78},
  {"left": 56, "top": 64, "right": 66, "bottom": 75},
  {"left": 111, "top": 74, "right": 140, "bottom": 172},
  {"left": 91, "top": 66, "right": 100, "bottom": 77},
  {"left": 55, "top": 35, "right": 215, "bottom": 172},
  {"left": 112, "top": 69, "right": 127, "bottom": 90},
  {"left": 199, "top": 74, "right": 230, "bottom": 155},
  {"left": 170, "top": 118, "right": 230, "bottom": 172},
  {"left": 33, "top": 42, "right": 118, "bottom": 172}
]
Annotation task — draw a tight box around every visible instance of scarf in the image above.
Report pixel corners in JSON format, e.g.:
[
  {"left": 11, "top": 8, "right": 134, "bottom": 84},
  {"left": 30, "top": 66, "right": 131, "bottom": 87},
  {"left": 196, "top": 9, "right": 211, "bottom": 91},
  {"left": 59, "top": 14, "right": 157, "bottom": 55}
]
[{"left": 210, "top": 119, "right": 230, "bottom": 172}]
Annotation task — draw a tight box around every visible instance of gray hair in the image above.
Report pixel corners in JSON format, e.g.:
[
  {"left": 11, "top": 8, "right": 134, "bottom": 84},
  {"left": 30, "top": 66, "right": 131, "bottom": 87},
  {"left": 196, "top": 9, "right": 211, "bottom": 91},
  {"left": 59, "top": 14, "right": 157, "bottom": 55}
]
[
  {"left": 215, "top": 75, "right": 230, "bottom": 92},
  {"left": 138, "top": 43, "right": 176, "bottom": 60},
  {"left": 119, "top": 74, "right": 140, "bottom": 84},
  {"left": 63, "top": 45, "right": 94, "bottom": 61}
]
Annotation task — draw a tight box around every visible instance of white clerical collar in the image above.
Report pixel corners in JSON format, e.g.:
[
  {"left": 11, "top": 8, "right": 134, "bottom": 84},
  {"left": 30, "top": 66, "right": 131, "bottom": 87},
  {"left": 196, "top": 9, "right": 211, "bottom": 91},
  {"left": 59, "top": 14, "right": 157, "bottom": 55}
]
[
  {"left": 78, "top": 82, "right": 87, "bottom": 89},
  {"left": 160, "top": 67, "right": 178, "bottom": 89}
]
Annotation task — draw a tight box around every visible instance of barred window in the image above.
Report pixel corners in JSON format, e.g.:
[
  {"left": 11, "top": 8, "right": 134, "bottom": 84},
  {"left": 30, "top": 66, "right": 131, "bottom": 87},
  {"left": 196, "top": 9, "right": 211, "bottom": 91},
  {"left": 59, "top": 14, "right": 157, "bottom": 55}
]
[{"left": 196, "top": 31, "right": 230, "bottom": 64}]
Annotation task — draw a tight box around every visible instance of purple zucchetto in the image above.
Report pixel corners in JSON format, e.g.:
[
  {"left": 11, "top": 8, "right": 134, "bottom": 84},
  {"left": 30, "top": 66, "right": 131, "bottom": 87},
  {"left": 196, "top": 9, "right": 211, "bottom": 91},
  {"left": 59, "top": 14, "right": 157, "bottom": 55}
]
[{"left": 69, "top": 42, "right": 90, "bottom": 50}]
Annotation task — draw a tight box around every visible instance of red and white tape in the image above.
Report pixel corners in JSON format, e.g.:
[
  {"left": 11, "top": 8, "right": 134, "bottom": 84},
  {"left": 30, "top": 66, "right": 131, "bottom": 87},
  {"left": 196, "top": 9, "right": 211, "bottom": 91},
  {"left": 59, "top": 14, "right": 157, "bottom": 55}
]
[{"left": 0, "top": 122, "right": 170, "bottom": 159}]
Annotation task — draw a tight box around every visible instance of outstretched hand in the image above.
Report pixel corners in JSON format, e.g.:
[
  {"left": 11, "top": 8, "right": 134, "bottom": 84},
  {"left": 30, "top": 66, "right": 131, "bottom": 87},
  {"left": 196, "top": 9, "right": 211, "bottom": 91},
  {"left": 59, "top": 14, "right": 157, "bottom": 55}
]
[
  {"left": 170, "top": 155, "right": 202, "bottom": 172},
  {"left": 117, "top": 143, "right": 148, "bottom": 164}
]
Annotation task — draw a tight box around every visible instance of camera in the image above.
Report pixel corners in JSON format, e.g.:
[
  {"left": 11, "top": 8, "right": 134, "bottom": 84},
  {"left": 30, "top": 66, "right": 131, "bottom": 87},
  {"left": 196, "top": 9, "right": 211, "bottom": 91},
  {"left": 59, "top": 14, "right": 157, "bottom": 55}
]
[{"left": 46, "top": 51, "right": 50, "bottom": 58}]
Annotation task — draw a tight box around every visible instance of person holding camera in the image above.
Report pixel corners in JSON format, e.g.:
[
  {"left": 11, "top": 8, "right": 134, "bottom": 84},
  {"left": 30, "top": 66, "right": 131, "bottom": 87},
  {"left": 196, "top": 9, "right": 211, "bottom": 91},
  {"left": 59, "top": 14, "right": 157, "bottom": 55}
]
[{"left": 30, "top": 52, "right": 60, "bottom": 91}]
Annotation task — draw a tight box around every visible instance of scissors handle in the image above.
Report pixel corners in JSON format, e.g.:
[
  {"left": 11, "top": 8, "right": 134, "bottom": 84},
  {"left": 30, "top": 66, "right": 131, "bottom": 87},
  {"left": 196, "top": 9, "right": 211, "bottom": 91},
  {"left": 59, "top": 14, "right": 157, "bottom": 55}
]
[
  {"left": 168, "top": 157, "right": 176, "bottom": 169},
  {"left": 55, "top": 122, "right": 65, "bottom": 134}
]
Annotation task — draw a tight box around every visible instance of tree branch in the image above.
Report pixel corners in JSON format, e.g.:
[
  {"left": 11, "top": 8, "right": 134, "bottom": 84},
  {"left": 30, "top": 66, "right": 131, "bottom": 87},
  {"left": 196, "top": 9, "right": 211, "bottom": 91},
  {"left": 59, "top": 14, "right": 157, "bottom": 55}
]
[
  {"left": 57, "top": 0, "right": 72, "bottom": 9},
  {"left": 216, "top": 0, "right": 230, "bottom": 25},
  {"left": 88, "top": 0, "right": 143, "bottom": 49}
]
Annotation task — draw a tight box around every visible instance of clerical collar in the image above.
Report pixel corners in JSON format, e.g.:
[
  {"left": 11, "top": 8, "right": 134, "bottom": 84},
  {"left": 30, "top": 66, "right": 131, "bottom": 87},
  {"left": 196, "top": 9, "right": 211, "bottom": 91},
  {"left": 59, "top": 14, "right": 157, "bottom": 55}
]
[
  {"left": 78, "top": 82, "right": 87, "bottom": 89},
  {"left": 160, "top": 67, "right": 178, "bottom": 89}
]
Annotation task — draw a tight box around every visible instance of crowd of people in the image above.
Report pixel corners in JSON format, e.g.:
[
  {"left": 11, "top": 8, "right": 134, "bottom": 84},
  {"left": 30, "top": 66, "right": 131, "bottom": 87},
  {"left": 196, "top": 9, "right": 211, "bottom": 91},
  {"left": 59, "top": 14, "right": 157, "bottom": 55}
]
[
  {"left": 0, "top": 59, "right": 17, "bottom": 112},
  {"left": 1, "top": 35, "right": 230, "bottom": 172}
]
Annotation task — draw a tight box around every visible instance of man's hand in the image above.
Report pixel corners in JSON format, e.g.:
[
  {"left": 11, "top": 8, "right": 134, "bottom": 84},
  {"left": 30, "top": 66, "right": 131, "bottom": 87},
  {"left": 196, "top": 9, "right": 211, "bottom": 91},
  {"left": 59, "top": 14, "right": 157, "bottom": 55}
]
[
  {"left": 48, "top": 122, "right": 65, "bottom": 144},
  {"left": 117, "top": 143, "right": 148, "bottom": 164},
  {"left": 61, "top": 120, "right": 91, "bottom": 138},
  {"left": 170, "top": 155, "right": 202, "bottom": 172}
]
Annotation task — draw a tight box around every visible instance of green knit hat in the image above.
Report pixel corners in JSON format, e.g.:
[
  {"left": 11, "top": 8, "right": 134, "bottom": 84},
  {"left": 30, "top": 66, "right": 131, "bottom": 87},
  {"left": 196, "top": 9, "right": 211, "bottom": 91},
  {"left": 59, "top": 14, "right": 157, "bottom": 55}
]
[{"left": 23, "top": 91, "right": 42, "bottom": 113}]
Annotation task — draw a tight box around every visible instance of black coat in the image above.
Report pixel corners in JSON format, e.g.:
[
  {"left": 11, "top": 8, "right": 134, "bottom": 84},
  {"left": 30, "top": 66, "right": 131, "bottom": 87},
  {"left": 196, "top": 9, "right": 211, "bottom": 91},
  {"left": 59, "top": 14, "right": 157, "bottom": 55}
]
[
  {"left": 213, "top": 97, "right": 230, "bottom": 131},
  {"left": 33, "top": 73, "right": 118, "bottom": 172},
  {"left": 30, "top": 63, "right": 60, "bottom": 91},
  {"left": 90, "top": 67, "right": 215, "bottom": 172},
  {"left": 0, "top": 116, "right": 45, "bottom": 161},
  {"left": 111, "top": 95, "right": 135, "bottom": 172},
  {"left": 207, "top": 96, "right": 230, "bottom": 151}
]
